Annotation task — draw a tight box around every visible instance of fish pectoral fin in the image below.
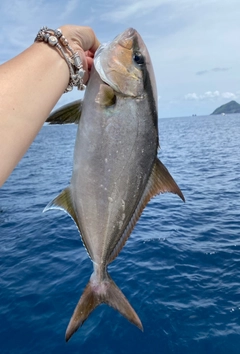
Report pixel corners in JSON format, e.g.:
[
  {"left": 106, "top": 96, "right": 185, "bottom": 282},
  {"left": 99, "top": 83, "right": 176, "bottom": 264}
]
[
  {"left": 65, "top": 272, "right": 143, "bottom": 342},
  {"left": 150, "top": 158, "right": 185, "bottom": 201},
  {"left": 46, "top": 99, "right": 82, "bottom": 124},
  {"left": 95, "top": 84, "right": 116, "bottom": 107},
  {"left": 43, "top": 187, "right": 79, "bottom": 227}
]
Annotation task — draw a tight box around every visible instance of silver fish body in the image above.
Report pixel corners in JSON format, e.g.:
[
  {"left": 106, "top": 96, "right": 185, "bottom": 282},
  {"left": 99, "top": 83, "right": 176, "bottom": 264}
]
[{"left": 45, "top": 28, "right": 184, "bottom": 341}]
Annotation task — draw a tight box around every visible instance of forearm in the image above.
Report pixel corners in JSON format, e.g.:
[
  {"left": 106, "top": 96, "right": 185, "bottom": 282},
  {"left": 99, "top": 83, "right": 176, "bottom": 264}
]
[
  {"left": 0, "top": 25, "right": 99, "bottom": 187},
  {"left": 0, "top": 41, "right": 69, "bottom": 186}
]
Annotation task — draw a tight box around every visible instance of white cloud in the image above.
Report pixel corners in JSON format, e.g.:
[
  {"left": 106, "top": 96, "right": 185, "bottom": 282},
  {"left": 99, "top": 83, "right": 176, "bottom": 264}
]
[
  {"left": 222, "top": 92, "right": 237, "bottom": 100},
  {"left": 58, "top": 0, "right": 79, "bottom": 20},
  {"left": 185, "top": 91, "right": 220, "bottom": 101},
  {"left": 1, "top": 0, "right": 240, "bottom": 118},
  {"left": 185, "top": 91, "right": 238, "bottom": 101},
  {"left": 100, "top": 0, "right": 220, "bottom": 23},
  {"left": 101, "top": 0, "right": 167, "bottom": 22},
  {"left": 184, "top": 93, "right": 199, "bottom": 100},
  {"left": 204, "top": 91, "right": 220, "bottom": 99},
  {"left": 102, "top": 0, "right": 171, "bottom": 23}
]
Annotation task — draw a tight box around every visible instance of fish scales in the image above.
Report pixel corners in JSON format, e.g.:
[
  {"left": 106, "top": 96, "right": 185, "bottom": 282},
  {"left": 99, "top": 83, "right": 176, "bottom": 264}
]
[{"left": 72, "top": 69, "right": 158, "bottom": 265}]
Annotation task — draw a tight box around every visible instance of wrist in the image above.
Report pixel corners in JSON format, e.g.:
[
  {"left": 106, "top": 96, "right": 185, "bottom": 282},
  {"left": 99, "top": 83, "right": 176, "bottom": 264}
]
[
  {"left": 59, "top": 26, "right": 89, "bottom": 83},
  {"left": 35, "top": 26, "right": 86, "bottom": 92},
  {"left": 59, "top": 25, "right": 90, "bottom": 82}
]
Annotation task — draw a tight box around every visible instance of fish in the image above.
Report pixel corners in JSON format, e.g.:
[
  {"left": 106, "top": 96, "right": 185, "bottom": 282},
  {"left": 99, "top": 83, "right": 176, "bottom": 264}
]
[{"left": 45, "top": 27, "right": 185, "bottom": 341}]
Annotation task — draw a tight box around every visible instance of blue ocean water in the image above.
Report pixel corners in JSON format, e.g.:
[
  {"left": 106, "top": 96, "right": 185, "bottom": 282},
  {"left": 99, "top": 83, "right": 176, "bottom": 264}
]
[{"left": 1, "top": 113, "right": 240, "bottom": 353}]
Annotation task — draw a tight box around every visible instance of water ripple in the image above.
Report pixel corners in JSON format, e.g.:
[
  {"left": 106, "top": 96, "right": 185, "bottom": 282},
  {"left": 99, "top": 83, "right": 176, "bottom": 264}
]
[{"left": 1, "top": 115, "right": 240, "bottom": 353}]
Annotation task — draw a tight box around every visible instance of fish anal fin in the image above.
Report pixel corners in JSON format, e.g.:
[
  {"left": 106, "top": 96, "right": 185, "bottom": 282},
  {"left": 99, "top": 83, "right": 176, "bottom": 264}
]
[
  {"left": 65, "top": 272, "right": 142, "bottom": 342},
  {"left": 46, "top": 99, "right": 82, "bottom": 124},
  {"left": 44, "top": 188, "right": 94, "bottom": 260},
  {"left": 43, "top": 187, "right": 79, "bottom": 227},
  {"left": 95, "top": 84, "right": 116, "bottom": 107},
  {"left": 108, "top": 158, "right": 184, "bottom": 264}
]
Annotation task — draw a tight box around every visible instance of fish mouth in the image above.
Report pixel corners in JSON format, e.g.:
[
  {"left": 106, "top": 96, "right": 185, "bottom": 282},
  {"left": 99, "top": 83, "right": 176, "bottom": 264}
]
[
  {"left": 94, "top": 28, "right": 136, "bottom": 59},
  {"left": 104, "top": 27, "right": 137, "bottom": 52},
  {"left": 118, "top": 28, "right": 136, "bottom": 50},
  {"left": 122, "top": 27, "right": 136, "bottom": 37},
  {"left": 94, "top": 27, "right": 137, "bottom": 72}
]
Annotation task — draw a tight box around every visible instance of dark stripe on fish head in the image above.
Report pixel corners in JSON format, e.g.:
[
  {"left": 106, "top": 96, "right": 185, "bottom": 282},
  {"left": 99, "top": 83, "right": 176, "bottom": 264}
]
[{"left": 131, "top": 29, "right": 158, "bottom": 135}]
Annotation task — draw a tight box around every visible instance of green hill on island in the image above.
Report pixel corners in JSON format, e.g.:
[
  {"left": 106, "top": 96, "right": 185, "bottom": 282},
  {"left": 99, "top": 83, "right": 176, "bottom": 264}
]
[{"left": 211, "top": 100, "right": 240, "bottom": 115}]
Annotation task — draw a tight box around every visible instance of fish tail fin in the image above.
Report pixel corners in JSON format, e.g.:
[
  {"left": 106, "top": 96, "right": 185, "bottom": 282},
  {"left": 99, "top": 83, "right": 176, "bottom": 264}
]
[{"left": 65, "top": 272, "right": 143, "bottom": 341}]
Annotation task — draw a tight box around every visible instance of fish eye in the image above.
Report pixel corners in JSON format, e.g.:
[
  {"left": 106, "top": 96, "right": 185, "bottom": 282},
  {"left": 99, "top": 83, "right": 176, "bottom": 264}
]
[{"left": 133, "top": 52, "right": 144, "bottom": 65}]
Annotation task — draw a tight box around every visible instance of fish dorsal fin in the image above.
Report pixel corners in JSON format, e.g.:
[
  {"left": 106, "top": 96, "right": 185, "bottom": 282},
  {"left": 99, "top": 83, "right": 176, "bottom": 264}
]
[
  {"left": 43, "top": 187, "right": 79, "bottom": 228},
  {"left": 95, "top": 84, "right": 116, "bottom": 107},
  {"left": 46, "top": 99, "right": 82, "bottom": 124},
  {"left": 107, "top": 158, "right": 185, "bottom": 264}
]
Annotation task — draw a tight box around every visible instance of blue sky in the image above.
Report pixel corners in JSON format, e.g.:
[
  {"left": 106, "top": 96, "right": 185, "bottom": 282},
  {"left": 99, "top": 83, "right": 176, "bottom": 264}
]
[{"left": 0, "top": 0, "right": 239, "bottom": 118}]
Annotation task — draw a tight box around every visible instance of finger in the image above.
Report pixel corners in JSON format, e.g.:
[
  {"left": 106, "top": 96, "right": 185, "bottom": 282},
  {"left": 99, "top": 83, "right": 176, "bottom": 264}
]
[
  {"left": 86, "top": 57, "right": 94, "bottom": 71},
  {"left": 75, "top": 26, "right": 100, "bottom": 53},
  {"left": 85, "top": 50, "right": 94, "bottom": 59}
]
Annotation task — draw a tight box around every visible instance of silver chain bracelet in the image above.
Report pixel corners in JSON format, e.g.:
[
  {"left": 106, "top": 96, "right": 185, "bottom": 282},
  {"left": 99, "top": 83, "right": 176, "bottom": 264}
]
[{"left": 35, "top": 27, "right": 86, "bottom": 92}]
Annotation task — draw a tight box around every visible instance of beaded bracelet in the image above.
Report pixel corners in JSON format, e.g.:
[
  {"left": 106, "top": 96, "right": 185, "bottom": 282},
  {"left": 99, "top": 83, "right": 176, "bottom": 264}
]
[{"left": 35, "top": 27, "right": 86, "bottom": 92}]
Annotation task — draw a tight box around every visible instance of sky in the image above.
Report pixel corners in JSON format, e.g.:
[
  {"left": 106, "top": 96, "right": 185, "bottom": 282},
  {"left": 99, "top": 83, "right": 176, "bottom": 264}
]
[{"left": 0, "top": 0, "right": 240, "bottom": 118}]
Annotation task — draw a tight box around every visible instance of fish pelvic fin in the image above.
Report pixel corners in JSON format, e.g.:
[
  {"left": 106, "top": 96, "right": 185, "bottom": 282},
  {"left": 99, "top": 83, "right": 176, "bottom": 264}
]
[
  {"left": 46, "top": 99, "right": 82, "bottom": 124},
  {"left": 65, "top": 272, "right": 143, "bottom": 342},
  {"left": 95, "top": 84, "right": 116, "bottom": 107}
]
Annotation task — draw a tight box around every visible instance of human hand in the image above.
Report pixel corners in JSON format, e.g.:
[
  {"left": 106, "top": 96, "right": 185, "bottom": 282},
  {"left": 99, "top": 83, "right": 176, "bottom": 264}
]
[{"left": 59, "top": 25, "right": 100, "bottom": 83}]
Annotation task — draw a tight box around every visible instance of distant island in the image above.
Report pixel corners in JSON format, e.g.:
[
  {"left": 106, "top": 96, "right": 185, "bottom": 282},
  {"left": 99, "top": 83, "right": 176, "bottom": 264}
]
[{"left": 211, "top": 100, "right": 240, "bottom": 115}]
